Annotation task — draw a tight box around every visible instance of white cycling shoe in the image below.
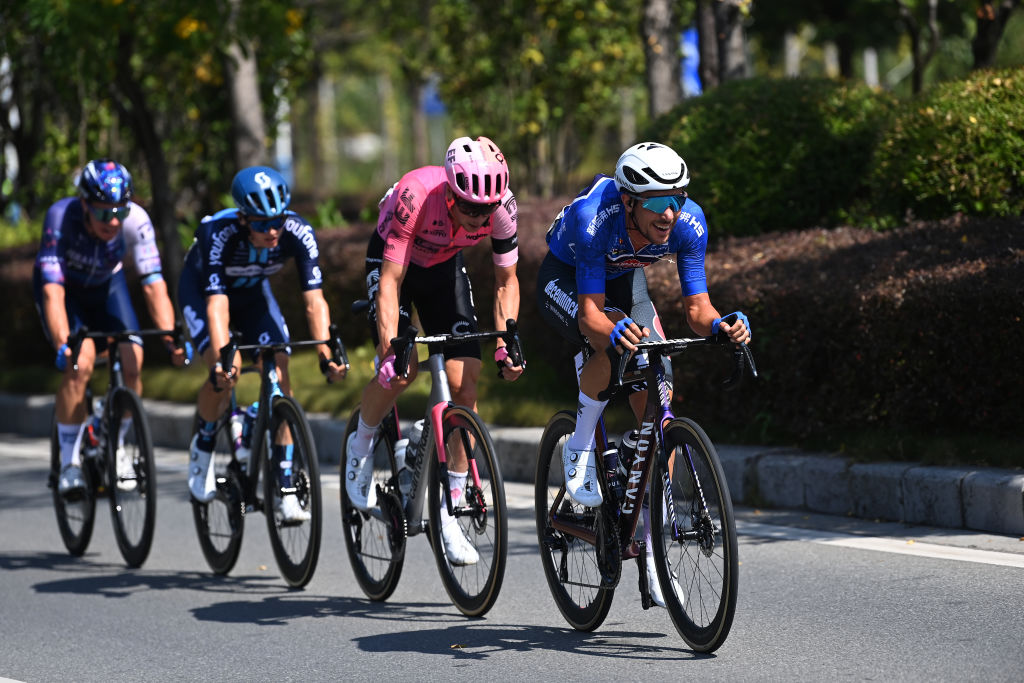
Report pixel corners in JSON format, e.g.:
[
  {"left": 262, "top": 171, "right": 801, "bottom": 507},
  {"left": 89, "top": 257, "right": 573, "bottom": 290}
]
[
  {"left": 58, "top": 464, "right": 86, "bottom": 498},
  {"left": 563, "top": 443, "right": 603, "bottom": 508},
  {"left": 344, "top": 432, "right": 377, "bottom": 511},
  {"left": 646, "top": 552, "right": 683, "bottom": 608},
  {"left": 277, "top": 493, "right": 311, "bottom": 524},
  {"left": 188, "top": 435, "right": 216, "bottom": 503},
  {"left": 115, "top": 446, "right": 137, "bottom": 492},
  {"left": 441, "top": 519, "right": 479, "bottom": 566}
]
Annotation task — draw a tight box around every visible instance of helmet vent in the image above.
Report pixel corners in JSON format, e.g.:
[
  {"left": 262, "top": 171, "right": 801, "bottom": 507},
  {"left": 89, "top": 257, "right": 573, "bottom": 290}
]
[{"left": 623, "top": 166, "right": 648, "bottom": 186}]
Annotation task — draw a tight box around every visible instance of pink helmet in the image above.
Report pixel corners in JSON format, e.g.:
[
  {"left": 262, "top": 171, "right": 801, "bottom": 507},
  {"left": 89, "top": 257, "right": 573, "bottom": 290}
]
[{"left": 444, "top": 136, "right": 509, "bottom": 203}]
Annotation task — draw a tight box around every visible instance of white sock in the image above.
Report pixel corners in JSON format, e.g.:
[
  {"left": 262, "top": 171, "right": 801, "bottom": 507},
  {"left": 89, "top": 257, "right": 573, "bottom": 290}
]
[
  {"left": 118, "top": 417, "right": 133, "bottom": 447},
  {"left": 567, "top": 392, "right": 608, "bottom": 452},
  {"left": 441, "top": 470, "right": 468, "bottom": 526},
  {"left": 57, "top": 423, "right": 84, "bottom": 469},
  {"left": 352, "top": 416, "right": 377, "bottom": 459}
]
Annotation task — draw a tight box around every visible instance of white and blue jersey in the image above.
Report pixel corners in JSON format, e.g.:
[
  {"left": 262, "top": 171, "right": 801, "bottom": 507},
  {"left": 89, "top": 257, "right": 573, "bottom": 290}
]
[{"left": 545, "top": 175, "right": 709, "bottom": 297}]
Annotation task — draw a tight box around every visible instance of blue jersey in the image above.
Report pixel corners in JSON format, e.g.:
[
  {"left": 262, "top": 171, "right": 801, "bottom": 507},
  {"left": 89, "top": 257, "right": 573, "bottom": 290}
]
[
  {"left": 182, "top": 208, "right": 324, "bottom": 296},
  {"left": 546, "top": 176, "right": 709, "bottom": 297},
  {"left": 34, "top": 197, "right": 164, "bottom": 289}
]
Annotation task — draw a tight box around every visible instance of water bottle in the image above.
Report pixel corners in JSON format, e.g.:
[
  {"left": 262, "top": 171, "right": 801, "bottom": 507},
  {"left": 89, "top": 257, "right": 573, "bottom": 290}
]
[
  {"left": 617, "top": 429, "right": 639, "bottom": 481},
  {"left": 603, "top": 444, "right": 625, "bottom": 505},
  {"left": 394, "top": 437, "right": 412, "bottom": 496},
  {"left": 409, "top": 419, "right": 424, "bottom": 448},
  {"left": 229, "top": 409, "right": 246, "bottom": 451},
  {"left": 236, "top": 401, "right": 258, "bottom": 471}
]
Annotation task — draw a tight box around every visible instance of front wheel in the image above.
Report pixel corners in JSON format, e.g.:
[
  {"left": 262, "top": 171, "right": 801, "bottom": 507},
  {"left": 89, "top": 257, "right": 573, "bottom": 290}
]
[
  {"left": 192, "top": 414, "right": 245, "bottom": 575},
  {"left": 339, "top": 408, "right": 405, "bottom": 601},
  {"left": 262, "top": 396, "right": 322, "bottom": 589},
  {"left": 427, "top": 405, "right": 507, "bottom": 618},
  {"left": 106, "top": 388, "right": 157, "bottom": 568},
  {"left": 50, "top": 418, "right": 96, "bottom": 557},
  {"left": 534, "top": 410, "right": 614, "bottom": 631},
  {"left": 651, "top": 418, "right": 738, "bottom": 653}
]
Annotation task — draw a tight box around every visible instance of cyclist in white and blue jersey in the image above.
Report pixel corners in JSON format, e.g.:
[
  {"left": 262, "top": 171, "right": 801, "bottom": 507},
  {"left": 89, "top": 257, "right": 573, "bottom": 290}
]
[
  {"left": 34, "top": 159, "right": 190, "bottom": 497},
  {"left": 537, "top": 142, "right": 752, "bottom": 603},
  {"left": 178, "top": 166, "right": 346, "bottom": 521}
]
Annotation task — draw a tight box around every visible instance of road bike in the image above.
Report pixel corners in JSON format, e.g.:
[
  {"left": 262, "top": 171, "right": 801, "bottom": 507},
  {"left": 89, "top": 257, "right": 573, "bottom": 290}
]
[
  {"left": 340, "top": 303, "right": 524, "bottom": 617},
  {"left": 49, "top": 325, "right": 189, "bottom": 567},
  {"left": 190, "top": 328, "right": 347, "bottom": 588},
  {"left": 535, "top": 326, "right": 756, "bottom": 652}
]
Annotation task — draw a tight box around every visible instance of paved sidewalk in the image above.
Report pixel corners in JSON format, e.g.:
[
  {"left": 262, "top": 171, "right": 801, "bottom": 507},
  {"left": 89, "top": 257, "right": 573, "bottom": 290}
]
[{"left": 4, "top": 392, "right": 1022, "bottom": 537}]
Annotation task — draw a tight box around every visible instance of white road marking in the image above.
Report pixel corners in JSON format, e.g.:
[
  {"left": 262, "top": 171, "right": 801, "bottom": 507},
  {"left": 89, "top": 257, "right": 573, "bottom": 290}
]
[{"left": 738, "top": 520, "right": 1024, "bottom": 568}]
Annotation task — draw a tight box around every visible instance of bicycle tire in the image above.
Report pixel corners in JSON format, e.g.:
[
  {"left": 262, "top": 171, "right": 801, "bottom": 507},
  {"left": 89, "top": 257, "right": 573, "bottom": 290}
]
[
  {"left": 105, "top": 388, "right": 157, "bottom": 568},
  {"left": 50, "top": 418, "right": 96, "bottom": 557},
  {"left": 339, "top": 407, "right": 405, "bottom": 601},
  {"left": 262, "top": 395, "right": 322, "bottom": 588},
  {"left": 191, "top": 415, "right": 245, "bottom": 575},
  {"left": 534, "top": 410, "right": 615, "bottom": 631},
  {"left": 651, "top": 417, "right": 738, "bottom": 653},
  {"left": 426, "top": 405, "right": 507, "bottom": 617}
]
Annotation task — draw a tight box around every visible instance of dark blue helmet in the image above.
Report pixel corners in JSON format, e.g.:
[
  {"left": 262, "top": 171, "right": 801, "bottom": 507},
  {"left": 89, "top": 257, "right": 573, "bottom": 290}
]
[
  {"left": 78, "top": 159, "right": 133, "bottom": 204},
  {"left": 231, "top": 166, "right": 291, "bottom": 217}
]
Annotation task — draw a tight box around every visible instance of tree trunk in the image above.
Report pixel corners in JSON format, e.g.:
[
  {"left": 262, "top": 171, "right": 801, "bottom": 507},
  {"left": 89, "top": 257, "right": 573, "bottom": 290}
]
[
  {"left": 642, "top": 0, "right": 683, "bottom": 119},
  {"left": 897, "top": 0, "right": 940, "bottom": 95},
  {"left": 114, "top": 33, "right": 183, "bottom": 294},
  {"left": 226, "top": 41, "right": 267, "bottom": 169},
  {"left": 696, "top": 0, "right": 719, "bottom": 90},
  {"left": 714, "top": 0, "right": 748, "bottom": 82},
  {"left": 972, "top": 1, "right": 1020, "bottom": 69},
  {"left": 407, "top": 77, "right": 429, "bottom": 168}
]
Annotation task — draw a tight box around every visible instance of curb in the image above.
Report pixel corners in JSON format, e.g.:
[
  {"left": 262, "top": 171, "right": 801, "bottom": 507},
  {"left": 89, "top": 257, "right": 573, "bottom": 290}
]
[{"left": 3, "top": 393, "right": 1021, "bottom": 537}]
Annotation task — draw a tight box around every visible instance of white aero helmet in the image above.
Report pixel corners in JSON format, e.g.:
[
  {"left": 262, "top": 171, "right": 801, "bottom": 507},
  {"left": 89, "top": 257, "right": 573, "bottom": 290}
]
[{"left": 613, "top": 142, "right": 690, "bottom": 194}]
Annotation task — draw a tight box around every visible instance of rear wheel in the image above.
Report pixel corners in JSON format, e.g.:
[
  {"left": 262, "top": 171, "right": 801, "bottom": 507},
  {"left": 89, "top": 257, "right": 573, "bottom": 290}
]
[
  {"left": 192, "top": 414, "right": 245, "bottom": 575},
  {"left": 534, "top": 410, "right": 615, "bottom": 631},
  {"left": 651, "top": 418, "right": 738, "bottom": 653},
  {"left": 50, "top": 418, "right": 96, "bottom": 557},
  {"left": 262, "top": 396, "right": 322, "bottom": 588},
  {"left": 106, "top": 388, "right": 157, "bottom": 568},
  {"left": 339, "top": 408, "right": 405, "bottom": 601},
  {"left": 427, "top": 405, "right": 508, "bottom": 618}
]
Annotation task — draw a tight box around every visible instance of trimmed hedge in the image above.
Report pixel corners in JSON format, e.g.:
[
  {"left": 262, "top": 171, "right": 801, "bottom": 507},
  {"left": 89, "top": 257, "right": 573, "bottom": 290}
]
[
  {"left": 646, "top": 77, "right": 896, "bottom": 235},
  {"left": 865, "top": 67, "right": 1024, "bottom": 226},
  {"left": 646, "top": 69, "right": 1024, "bottom": 235}
]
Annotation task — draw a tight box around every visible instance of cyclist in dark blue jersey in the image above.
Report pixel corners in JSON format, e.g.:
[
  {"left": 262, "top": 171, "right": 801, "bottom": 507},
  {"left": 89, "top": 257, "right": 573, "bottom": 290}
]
[
  {"left": 33, "top": 159, "right": 189, "bottom": 497},
  {"left": 538, "top": 142, "right": 751, "bottom": 602},
  {"left": 178, "top": 166, "right": 346, "bottom": 521}
]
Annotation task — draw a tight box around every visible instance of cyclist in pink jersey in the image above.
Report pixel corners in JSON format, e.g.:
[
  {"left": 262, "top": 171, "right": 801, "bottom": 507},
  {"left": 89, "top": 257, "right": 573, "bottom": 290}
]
[{"left": 346, "top": 136, "right": 524, "bottom": 565}]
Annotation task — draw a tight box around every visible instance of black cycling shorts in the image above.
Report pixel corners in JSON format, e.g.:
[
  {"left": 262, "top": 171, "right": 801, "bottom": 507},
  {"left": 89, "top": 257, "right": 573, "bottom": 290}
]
[{"left": 364, "top": 231, "right": 481, "bottom": 361}]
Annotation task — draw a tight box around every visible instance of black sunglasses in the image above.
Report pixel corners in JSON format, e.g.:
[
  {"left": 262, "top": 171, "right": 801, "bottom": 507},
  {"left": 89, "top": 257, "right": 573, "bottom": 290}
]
[
  {"left": 453, "top": 196, "right": 501, "bottom": 217},
  {"left": 87, "top": 204, "right": 131, "bottom": 223}
]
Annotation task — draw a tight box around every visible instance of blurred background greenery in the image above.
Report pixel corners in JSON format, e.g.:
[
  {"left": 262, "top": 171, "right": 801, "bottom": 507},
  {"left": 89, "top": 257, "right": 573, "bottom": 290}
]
[{"left": 1, "top": 1, "right": 1022, "bottom": 466}]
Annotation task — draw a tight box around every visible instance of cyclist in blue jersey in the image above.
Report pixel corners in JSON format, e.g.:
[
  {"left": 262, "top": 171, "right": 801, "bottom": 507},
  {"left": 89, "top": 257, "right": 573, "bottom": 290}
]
[
  {"left": 179, "top": 166, "right": 346, "bottom": 522},
  {"left": 537, "top": 142, "right": 751, "bottom": 605},
  {"left": 33, "top": 159, "right": 190, "bottom": 497}
]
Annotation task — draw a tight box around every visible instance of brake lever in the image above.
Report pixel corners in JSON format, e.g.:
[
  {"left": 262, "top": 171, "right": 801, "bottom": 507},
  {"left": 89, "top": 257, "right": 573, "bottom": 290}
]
[
  {"left": 213, "top": 338, "right": 237, "bottom": 393},
  {"left": 390, "top": 326, "right": 419, "bottom": 378},
  {"left": 497, "top": 319, "right": 526, "bottom": 379},
  {"left": 69, "top": 327, "right": 88, "bottom": 373}
]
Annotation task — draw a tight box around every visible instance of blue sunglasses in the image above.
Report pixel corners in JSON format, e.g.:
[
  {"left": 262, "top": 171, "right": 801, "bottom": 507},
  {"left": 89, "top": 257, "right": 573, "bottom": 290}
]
[
  {"left": 87, "top": 204, "right": 131, "bottom": 223},
  {"left": 629, "top": 192, "right": 688, "bottom": 214},
  {"left": 247, "top": 214, "right": 287, "bottom": 233}
]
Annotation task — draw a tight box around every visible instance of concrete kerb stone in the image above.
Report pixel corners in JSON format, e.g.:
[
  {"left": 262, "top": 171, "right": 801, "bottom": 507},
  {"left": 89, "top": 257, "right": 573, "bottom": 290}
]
[
  {"left": 962, "top": 468, "right": 1024, "bottom": 536},
  {"left": 902, "top": 465, "right": 968, "bottom": 529},
  {"left": 2, "top": 392, "right": 1022, "bottom": 536}
]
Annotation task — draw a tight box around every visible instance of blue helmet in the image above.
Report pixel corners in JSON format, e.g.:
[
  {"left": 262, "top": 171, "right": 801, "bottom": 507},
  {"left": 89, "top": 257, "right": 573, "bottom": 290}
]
[
  {"left": 78, "top": 159, "right": 133, "bottom": 204},
  {"left": 231, "top": 166, "right": 291, "bottom": 217}
]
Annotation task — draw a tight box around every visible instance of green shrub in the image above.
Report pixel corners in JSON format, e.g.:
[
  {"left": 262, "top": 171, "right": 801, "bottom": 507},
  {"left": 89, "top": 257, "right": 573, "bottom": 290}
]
[
  {"left": 646, "top": 77, "right": 896, "bottom": 236},
  {"left": 866, "top": 67, "right": 1024, "bottom": 225}
]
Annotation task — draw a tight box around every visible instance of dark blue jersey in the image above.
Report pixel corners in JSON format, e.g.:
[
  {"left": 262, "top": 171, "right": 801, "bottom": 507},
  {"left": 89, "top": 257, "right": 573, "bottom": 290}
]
[{"left": 182, "top": 208, "right": 324, "bottom": 296}]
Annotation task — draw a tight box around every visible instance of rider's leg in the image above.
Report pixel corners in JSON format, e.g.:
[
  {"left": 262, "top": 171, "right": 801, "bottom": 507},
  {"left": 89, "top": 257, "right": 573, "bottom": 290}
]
[{"left": 55, "top": 338, "right": 95, "bottom": 469}]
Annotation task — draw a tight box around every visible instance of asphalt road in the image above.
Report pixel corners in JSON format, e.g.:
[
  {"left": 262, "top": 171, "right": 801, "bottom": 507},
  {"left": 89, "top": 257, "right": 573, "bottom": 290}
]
[{"left": 2, "top": 434, "right": 1023, "bottom": 682}]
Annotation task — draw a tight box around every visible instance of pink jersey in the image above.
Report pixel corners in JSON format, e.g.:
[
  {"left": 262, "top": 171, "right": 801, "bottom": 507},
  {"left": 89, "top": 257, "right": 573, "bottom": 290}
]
[{"left": 376, "top": 166, "right": 518, "bottom": 269}]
